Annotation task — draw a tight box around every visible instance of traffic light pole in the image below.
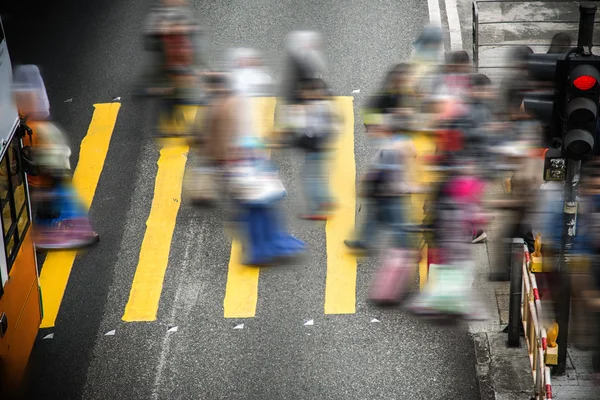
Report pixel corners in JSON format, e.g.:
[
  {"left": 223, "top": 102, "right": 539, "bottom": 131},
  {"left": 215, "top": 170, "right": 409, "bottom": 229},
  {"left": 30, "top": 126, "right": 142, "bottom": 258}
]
[
  {"left": 577, "top": 3, "right": 597, "bottom": 55},
  {"left": 555, "top": 159, "right": 580, "bottom": 375},
  {"left": 554, "top": 2, "right": 597, "bottom": 376}
]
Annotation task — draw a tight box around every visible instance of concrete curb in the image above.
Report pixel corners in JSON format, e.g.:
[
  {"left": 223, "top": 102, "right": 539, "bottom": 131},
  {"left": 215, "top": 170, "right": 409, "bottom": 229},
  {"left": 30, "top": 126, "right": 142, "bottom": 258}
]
[
  {"left": 474, "top": 332, "right": 496, "bottom": 400},
  {"left": 473, "top": 331, "right": 535, "bottom": 400}
]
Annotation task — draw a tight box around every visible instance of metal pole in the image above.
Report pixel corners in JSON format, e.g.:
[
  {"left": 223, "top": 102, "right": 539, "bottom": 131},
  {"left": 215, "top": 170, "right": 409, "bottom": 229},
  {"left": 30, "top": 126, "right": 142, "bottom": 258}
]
[
  {"left": 508, "top": 238, "right": 525, "bottom": 347},
  {"left": 577, "top": 3, "right": 597, "bottom": 55},
  {"left": 473, "top": 1, "right": 479, "bottom": 71},
  {"left": 555, "top": 159, "right": 581, "bottom": 374}
]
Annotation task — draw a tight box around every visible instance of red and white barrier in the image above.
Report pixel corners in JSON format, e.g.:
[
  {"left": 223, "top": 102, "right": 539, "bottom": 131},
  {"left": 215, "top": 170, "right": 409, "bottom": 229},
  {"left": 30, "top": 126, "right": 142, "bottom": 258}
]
[
  {"left": 522, "top": 247, "right": 553, "bottom": 400},
  {"left": 545, "top": 367, "right": 553, "bottom": 400}
]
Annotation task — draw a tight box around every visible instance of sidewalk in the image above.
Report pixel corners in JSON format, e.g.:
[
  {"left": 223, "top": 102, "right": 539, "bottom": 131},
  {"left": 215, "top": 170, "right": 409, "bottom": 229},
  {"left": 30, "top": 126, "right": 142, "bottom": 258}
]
[
  {"left": 469, "top": 201, "right": 599, "bottom": 399},
  {"left": 552, "top": 346, "right": 598, "bottom": 399}
]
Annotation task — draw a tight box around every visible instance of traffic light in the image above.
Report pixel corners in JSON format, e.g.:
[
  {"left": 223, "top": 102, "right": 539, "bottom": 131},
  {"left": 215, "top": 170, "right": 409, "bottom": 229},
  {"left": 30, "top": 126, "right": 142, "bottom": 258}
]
[
  {"left": 523, "top": 50, "right": 600, "bottom": 160},
  {"left": 561, "top": 58, "right": 600, "bottom": 159},
  {"left": 522, "top": 3, "right": 600, "bottom": 161}
]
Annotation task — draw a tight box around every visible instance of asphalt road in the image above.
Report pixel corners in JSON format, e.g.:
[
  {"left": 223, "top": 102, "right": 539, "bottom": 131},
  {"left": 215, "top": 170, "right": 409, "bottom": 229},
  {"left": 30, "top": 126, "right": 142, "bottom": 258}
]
[{"left": 2, "top": 1, "right": 480, "bottom": 399}]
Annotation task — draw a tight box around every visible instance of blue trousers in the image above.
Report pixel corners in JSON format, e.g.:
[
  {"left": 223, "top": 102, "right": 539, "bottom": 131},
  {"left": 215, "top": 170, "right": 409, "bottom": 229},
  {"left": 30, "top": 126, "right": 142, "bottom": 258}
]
[
  {"left": 357, "top": 196, "right": 408, "bottom": 249},
  {"left": 303, "top": 151, "right": 332, "bottom": 214}
]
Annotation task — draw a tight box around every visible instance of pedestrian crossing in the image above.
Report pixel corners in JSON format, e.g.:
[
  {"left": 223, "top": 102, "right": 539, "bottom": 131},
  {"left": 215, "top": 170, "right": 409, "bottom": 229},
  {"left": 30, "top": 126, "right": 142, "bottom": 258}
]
[{"left": 38, "top": 97, "right": 437, "bottom": 328}]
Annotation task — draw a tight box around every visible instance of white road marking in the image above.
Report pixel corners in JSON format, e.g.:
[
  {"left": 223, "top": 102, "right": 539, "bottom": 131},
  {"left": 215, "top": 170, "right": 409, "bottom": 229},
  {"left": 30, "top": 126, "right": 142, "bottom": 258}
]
[
  {"left": 151, "top": 222, "right": 197, "bottom": 400},
  {"left": 445, "top": 0, "right": 464, "bottom": 50},
  {"left": 427, "top": 0, "right": 442, "bottom": 25}
]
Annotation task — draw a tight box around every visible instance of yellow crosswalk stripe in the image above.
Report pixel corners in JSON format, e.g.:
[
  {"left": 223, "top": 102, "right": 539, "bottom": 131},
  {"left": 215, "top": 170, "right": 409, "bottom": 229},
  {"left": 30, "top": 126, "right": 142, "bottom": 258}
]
[
  {"left": 40, "top": 102, "right": 121, "bottom": 328},
  {"left": 223, "top": 240, "right": 260, "bottom": 318},
  {"left": 324, "top": 97, "right": 357, "bottom": 314},
  {"left": 223, "top": 97, "right": 275, "bottom": 318},
  {"left": 409, "top": 132, "right": 437, "bottom": 289},
  {"left": 122, "top": 107, "right": 196, "bottom": 322}
]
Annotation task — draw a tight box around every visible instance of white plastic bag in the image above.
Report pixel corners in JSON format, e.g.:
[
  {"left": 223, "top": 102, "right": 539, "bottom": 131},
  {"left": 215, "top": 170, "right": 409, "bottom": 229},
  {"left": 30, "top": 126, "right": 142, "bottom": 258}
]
[
  {"left": 408, "top": 262, "right": 474, "bottom": 315},
  {"left": 227, "top": 165, "right": 286, "bottom": 204}
]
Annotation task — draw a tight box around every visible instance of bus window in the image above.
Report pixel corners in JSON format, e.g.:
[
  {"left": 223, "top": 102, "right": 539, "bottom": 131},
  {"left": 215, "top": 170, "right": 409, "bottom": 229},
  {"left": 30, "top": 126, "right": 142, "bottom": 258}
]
[
  {"left": 0, "top": 135, "right": 30, "bottom": 270},
  {"left": 0, "top": 158, "right": 14, "bottom": 259},
  {"left": 9, "top": 139, "right": 28, "bottom": 244}
]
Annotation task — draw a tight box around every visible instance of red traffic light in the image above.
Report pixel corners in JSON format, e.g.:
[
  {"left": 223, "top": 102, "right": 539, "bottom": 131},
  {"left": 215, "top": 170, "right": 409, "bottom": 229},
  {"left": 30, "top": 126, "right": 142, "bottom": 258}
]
[
  {"left": 571, "top": 64, "right": 600, "bottom": 91},
  {"left": 574, "top": 75, "right": 597, "bottom": 90}
]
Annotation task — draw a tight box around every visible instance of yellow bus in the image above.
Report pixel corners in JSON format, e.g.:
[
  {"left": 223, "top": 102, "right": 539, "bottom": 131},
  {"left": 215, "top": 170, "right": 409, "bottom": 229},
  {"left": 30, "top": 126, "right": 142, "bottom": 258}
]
[{"left": 0, "top": 17, "right": 43, "bottom": 397}]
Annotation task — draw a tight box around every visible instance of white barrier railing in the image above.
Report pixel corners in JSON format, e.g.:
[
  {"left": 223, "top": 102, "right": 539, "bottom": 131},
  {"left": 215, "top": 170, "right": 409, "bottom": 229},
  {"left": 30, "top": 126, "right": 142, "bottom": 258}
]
[{"left": 522, "top": 247, "right": 553, "bottom": 400}]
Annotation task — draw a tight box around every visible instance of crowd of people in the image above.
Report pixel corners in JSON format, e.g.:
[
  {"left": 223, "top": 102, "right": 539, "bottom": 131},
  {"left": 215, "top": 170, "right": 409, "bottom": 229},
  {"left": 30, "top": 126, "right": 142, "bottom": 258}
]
[
  {"left": 12, "top": 0, "right": 600, "bottom": 374},
  {"left": 132, "top": 1, "right": 539, "bottom": 320}
]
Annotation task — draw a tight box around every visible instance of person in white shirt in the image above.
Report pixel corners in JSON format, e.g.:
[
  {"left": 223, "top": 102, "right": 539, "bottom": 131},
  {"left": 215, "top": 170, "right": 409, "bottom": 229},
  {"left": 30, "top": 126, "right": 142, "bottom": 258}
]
[{"left": 228, "top": 48, "right": 274, "bottom": 142}]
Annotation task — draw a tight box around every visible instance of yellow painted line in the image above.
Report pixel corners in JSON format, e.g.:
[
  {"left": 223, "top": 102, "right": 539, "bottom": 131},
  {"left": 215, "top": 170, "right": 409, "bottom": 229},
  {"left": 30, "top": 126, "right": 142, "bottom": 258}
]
[
  {"left": 40, "top": 103, "right": 121, "bottom": 328},
  {"left": 223, "top": 97, "right": 275, "bottom": 318},
  {"left": 122, "top": 106, "right": 197, "bottom": 322},
  {"left": 409, "top": 132, "right": 437, "bottom": 290},
  {"left": 159, "top": 105, "right": 201, "bottom": 135},
  {"left": 324, "top": 97, "right": 356, "bottom": 314},
  {"left": 223, "top": 240, "right": 260, "bottom": 318},
  {"left": 419, "top": 243, "right": 429, "bottom": 290},
  {"left": 122, "top": 143, "right": 189, "bottom": 321}
]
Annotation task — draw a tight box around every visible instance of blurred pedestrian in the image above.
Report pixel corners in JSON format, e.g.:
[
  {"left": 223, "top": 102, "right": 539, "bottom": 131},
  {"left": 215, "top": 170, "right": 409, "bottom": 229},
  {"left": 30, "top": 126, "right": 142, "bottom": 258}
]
[
  {"left": 440, "top": 50, "right": 472, "bottom": 98},
  {"left": 184, "top": 72, "right": 232, "bottom": 205},
  {"left": 282, "top": 31, "right": 327, "bottom": 105},
  {"left": 408, "top": 24, "right": 444, "bottom": 109},
  {"left": 289, "top": 78, "right": 340, "bottom": 220},
  {"left": 408, "top": 167, "right": 489, "bottom": 319},
  {"left": 363, "top": 63, "right": 412, "bottom": 137},
  {"left": 465, "top": 73, "right": 496, "bottom": 243},
  {"left": 13, "top": 65, "right": 99, "bottom": 250},
  {"left": 226, "top": 135, "right": 305, "bottom": 266},
  {"left": 571, "top": 158, "right": 600, "bottom": 373},
  {"left": 277, "top": 31, "right": 329, "bottom": 138},
  {"left": 142, "top": 0, "right": 207, "bottom": 138},
  {"left": 228, "top": 48, "right": 274, "bottom": 143},
  {"left": 200, "top": 72, "right": 241, "bottom": 166},
  {"left": 345, "top": 123, "right": 416, "bottom": 253},
  {"left": 487, "top": 92, "right": 543, "bottom": 280},
  {"left": 411, "top": 24, "right": 444, "bottom": 65}
]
